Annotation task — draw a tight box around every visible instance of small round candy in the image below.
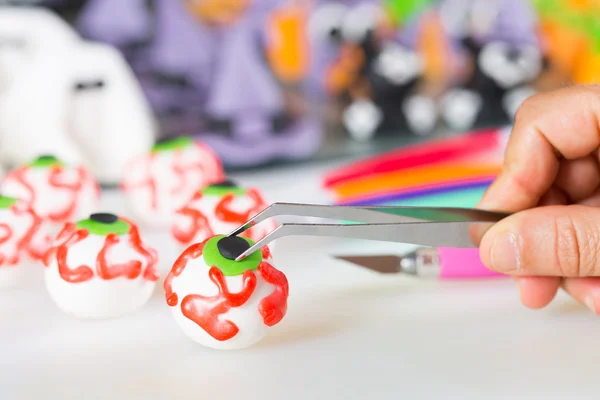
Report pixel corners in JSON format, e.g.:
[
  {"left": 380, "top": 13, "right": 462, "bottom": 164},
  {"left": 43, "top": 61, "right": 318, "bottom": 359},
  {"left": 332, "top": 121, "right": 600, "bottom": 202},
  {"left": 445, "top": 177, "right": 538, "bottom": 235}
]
[
  {"left": 164, "top": 235, "right": 287, "bottom": 350},
  {"left": 171, "top": 179, "right": 276, "bottom": 249},
  {"left": 121, "top": 137, "right": 225, "bottom": 229},
  {"left": 0, "top": 195, "right": 42, "bottom": 287},
  {"left": 44, "top": 213, "right": 159, "bottom": 319},
  {"left": 1, "top": 155, "right": 100, "bottom": 260}
]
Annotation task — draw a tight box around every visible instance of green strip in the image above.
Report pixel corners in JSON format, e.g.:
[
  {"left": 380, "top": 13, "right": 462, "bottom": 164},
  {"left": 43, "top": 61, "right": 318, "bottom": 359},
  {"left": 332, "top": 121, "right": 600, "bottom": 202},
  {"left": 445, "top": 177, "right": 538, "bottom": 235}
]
[
  {"left": 75, "top": 218, "right": 131, "bottom": 236},
  {"left": 202, "top": 235, "right": 262, "bottom": 277}
]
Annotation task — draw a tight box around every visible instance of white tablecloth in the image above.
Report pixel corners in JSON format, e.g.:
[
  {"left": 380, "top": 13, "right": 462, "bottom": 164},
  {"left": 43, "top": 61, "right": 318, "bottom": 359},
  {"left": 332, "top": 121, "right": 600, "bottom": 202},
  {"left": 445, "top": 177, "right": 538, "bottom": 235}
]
[{"left": 2, "top": 159, "right": 599, "bottom": 399}]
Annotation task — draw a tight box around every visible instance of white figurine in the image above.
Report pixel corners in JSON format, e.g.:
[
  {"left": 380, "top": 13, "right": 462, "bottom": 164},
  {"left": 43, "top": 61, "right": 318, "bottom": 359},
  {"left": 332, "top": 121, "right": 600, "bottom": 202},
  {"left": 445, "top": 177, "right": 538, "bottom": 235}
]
[
  {"left": 0, "top": 7, "right": 155, "bottom": 184},
  {"left": 67, "top": 41, "right": 156, "bottom": 184},
  {"left": 44, "top": 213, "right": 159, "bottom": 319},
  {"left": 121, "top": 136, "right": 225, "bottom": 229},
  {"left": 0, "top": 195, "right": 42, "bottom": 288},
  {"left": 171, "top": 179, "right": 276, "bottom": 250},
  {"left": 0, "top": 7, "right": 82, "bottom": 168},
  {"left": 164, "top": 234, "right": 287, "bottom": 350},
  {"left": 0, "top": 155, "right": 100, "bottom": 260}
]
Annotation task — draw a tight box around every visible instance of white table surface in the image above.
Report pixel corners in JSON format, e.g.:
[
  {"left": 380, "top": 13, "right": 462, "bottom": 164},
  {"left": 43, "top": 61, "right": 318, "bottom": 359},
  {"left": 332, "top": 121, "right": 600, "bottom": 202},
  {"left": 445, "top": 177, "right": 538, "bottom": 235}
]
[{"left": 2, "top": 159, "right": 600, "bottom": 400}]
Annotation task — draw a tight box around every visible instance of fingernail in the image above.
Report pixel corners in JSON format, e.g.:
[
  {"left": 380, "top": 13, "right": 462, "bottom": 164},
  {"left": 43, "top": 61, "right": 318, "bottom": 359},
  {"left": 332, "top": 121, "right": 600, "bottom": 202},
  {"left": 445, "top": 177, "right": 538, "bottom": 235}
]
[
  {"left": 490, "top": 232, "right": 521, "bottom": 272},
  {"left": 584, "top": 295, "right": 598, "bottom": 314}
]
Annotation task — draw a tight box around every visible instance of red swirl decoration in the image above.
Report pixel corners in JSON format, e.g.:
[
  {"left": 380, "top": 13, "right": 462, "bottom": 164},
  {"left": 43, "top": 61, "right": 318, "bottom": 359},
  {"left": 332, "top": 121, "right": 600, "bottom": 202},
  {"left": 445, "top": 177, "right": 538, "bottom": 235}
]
[
  {"left": 164, "top": 241, "right": 288, "bottom": 341},
  {"left": 120, "top": 155, "right": 158, "bottom": 210},
  {"left": 45, "top": 220, "right": 159, "bottom": 284},
  {"left": 213, "top": 188, "right": 271, "bottom": 242},
  {"left": 261, "top": 245, "right": 271, "bottom": 260},
  {"left": 0, "top": 204, "right": 42, "bottom": 267},
  {"left": 171, "top": 195, "right": 214, "bottom": 245},
  {"left": 121, "top": 142, "right": 224, "bottom": 211},
  {"left": 0, "top": 224, "right": 13, "bottom": 266},
  {"left": 257, "top": 262, "right": 289, "bottom": 326},
  {"left": 181, "top": 267, "right": 257, "bottom": 341},
  {"left": 6, "top": 165, "right": 96, "bottom": 223}
]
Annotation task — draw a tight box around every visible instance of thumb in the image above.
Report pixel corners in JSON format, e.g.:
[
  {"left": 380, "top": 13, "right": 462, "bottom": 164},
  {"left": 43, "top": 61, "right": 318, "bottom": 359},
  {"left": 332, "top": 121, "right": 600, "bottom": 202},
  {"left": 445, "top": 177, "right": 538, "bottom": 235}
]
[{"left": 479, "top": 204, "right": 600, "bottom": 277}]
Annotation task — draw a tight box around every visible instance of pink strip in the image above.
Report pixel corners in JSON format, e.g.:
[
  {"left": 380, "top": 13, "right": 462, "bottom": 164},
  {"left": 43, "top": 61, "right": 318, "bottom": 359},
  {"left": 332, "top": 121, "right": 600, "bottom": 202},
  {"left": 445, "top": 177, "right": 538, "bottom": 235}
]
[{"left": 437, "top": 247, "right": 506, "bottom": 279}]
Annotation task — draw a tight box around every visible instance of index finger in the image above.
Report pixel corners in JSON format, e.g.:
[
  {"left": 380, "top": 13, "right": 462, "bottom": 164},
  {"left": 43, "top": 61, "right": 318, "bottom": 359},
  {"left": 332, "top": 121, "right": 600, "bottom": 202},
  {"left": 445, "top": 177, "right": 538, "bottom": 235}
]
[{"left": 477, "top": 85, "right": 600, "bottom": 215}]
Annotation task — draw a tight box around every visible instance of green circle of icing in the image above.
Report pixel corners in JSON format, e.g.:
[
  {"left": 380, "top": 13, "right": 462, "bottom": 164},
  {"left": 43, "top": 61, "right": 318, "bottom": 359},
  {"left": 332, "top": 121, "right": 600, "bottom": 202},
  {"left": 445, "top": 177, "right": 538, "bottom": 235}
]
[
  {"left": 75, "top": 217, "right": 131, "bottom": 236},
  {"left": 201, "top": 185, "right": 246, "bottom": 197},
  {"left": 29, "top": 155, "right": 64, "bottom": 168},
  {"left": 151, "top": 136, "right": 194, "bottom": 153},
  {"left": 0, "top": 196, "right": 17, "bottom": 209},
  {"left": 202, "top": 235, "right": 262, "bottom": 276}
]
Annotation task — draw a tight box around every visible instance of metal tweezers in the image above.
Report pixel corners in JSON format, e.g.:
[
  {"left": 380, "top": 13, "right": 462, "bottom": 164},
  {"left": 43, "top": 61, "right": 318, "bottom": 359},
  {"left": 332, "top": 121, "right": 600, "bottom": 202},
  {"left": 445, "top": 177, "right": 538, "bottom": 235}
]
[{"left": 227, "top": 202, "right": 510, "bottom": 261}]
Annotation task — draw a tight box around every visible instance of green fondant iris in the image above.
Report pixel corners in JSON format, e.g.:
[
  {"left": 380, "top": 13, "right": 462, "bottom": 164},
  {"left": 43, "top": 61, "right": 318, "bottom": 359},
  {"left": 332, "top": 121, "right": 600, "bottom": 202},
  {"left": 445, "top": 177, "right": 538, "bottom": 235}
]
[
  {"left": 0, "top": 195, "right": 17, "bottom": 209},
  {"left": 151, "top": 136, "right": 194, "bottom": 153},
  {"left": 202, "top": 235, "right": 262, "bottom": 276},
  {"left": 201, "top": 185, "right": 246, "bottom": 197},
  {"left": 29, "top": 155, "right": 64, "bottom": 168},
  {"left": 76, "top": 216, "right": 131, "bottom": 236}
]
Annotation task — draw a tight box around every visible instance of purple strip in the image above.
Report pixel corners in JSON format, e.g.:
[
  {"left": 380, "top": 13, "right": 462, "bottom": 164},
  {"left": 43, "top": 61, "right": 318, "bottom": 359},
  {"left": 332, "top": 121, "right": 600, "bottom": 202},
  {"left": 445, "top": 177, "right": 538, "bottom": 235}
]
[{"left": 336, "top": 179, "right": 494, "bottom": 206}]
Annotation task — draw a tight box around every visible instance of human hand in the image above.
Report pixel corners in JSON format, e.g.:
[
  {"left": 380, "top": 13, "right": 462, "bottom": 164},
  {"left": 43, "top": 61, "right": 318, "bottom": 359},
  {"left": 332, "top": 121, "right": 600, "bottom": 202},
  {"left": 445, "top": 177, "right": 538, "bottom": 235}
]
[{"left": 472, "top": 85, "right": 600, "bottom": 313}]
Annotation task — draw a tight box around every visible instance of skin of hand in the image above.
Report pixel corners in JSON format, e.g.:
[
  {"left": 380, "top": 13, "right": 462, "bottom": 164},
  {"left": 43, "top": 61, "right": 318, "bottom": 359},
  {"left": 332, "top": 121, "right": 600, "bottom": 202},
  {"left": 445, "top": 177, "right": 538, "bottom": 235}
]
[{"left": 472, "top": 85, "right": 600, "bottom": 314}]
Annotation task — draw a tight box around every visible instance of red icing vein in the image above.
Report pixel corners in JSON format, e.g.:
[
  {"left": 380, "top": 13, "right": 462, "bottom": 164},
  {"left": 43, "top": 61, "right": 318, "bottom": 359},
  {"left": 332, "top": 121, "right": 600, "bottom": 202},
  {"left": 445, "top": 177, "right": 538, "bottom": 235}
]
[
  {"left": 97, "top": 234, "right": 143, "bottom": 280},
  {"left": 56, "top": 226, "right": 94, "bottom": 283},
  {"left": 47, "top": 166, "right": 86, "bottom": 222},
  {"left": 261, "top": 245, "right": 271, "bottom": 260},
  {"left": 120, "top": 155, "right": 158, "bottom": 210},
  {"left": 258, "top": 262, "right": 289, "bottom": 326},
  {"left": 122, "top": 142, "right": 224, "bottom": 211},
  {"left": 171, "top": 199, "right": 214, "bottom": 245},
  {"left": 0, "top": 204, "right": 41, "bottom": 267},
  {"left": 177, "top": 188, "right": 271, "bottom": 243},
  {"left": 7, "top": 166, "right": 95, "bottom": 224},
  {"left": 164, "top": 241, "right": 207, "bottom": 306},
  {"left": 46, "top": 221, "right": 159, "bottom": 283},
  {"left": 181, "top": 267, "right": 257, "bottom": 341}
]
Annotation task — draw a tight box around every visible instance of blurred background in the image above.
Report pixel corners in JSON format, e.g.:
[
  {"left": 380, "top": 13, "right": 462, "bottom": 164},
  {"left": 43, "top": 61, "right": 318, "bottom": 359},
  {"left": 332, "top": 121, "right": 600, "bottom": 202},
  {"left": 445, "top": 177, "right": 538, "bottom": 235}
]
[{"left": 0, "top": 0, "right": 597, "bottom": 172}]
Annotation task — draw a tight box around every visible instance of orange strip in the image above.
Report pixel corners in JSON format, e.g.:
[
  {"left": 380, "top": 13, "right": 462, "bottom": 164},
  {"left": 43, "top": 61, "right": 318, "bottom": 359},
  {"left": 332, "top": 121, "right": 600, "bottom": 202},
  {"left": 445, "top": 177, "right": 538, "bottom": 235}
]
[{"left": 331, "top": 162, "right": 502, "bottom": 199}]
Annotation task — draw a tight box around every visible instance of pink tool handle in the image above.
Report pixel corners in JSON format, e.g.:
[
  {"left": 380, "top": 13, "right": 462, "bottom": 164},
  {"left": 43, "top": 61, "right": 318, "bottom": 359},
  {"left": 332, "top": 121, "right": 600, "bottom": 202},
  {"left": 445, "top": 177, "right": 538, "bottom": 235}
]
[{"left": 437, "top": 248, "right": 506, "bottom": 279}]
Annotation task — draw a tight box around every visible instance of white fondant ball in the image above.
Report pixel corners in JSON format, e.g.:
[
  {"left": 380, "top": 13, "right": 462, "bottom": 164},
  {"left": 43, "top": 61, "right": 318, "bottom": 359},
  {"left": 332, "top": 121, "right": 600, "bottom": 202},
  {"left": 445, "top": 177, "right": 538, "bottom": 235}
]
[
  {"left": 1, "top": 163, "right": 99, "bottom": 223},
  {"left": 44, "top": 224, "right": 158, "bottom": 319},
  {"left": 165, "top": 242, "right": 285, "bottom": 350},
  {"left": 171, "top": 188, "right": 277, "bottom": 250},
  {"left": 121, "top": 141, "right": 224, "bottom": 229}
]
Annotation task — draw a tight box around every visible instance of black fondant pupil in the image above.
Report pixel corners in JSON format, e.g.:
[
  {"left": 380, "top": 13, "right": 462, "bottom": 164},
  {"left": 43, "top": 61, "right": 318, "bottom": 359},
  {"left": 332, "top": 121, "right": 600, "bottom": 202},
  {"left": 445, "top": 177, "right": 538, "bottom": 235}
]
[
  {"left": 211, "top": 179, "right": 237, "bottom": 188},
  {"left": 217, "top": 236, "right": 250, "bottom": 260},
  {"left": 90, "top": 213, "right": 118, "bottom": 224}
]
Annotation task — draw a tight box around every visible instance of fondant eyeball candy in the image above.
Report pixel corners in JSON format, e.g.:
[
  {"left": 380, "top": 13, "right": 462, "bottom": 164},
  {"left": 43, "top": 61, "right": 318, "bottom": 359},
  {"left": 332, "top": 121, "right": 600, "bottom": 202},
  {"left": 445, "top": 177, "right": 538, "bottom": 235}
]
[
  {"left": 164, "top": 235, "right": 288, "bottom": 350},
  {"left": 0, "top": 155, "right": 100, "bottom": 260},
  {"left": 0, "top": 196, "right": 42, "bottom": 287},
  {"left": 121, "top": 137, "right": 225, "bottom": 229},
  {"left": 171, "top": 180, "right": 277, "bottom": 249},
  {"left": 44, "top": 213, "right": 159, "bottom": 319}
]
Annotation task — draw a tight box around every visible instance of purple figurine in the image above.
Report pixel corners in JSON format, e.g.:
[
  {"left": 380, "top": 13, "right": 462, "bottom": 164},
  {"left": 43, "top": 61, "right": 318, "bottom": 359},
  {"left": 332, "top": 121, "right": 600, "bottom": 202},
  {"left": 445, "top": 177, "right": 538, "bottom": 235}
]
[
  {"left": 437, "top": 0, "right": 544, "bottom": 131},
  {"left": 76, "top": 0, "right": 324, "bottom": 168}
]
